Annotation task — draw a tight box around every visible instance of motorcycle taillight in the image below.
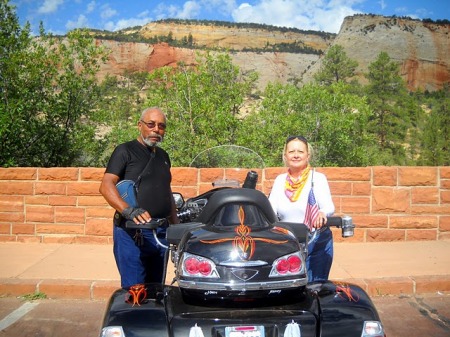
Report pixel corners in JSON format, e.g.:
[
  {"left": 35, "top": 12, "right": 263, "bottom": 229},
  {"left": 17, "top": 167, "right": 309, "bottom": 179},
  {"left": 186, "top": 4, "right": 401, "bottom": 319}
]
[
  {"left": 270, "top": 252, "right": 305, "bottom": 277},
  {"left": 181, "top": 253, "right": 219, "bottom": 278}
]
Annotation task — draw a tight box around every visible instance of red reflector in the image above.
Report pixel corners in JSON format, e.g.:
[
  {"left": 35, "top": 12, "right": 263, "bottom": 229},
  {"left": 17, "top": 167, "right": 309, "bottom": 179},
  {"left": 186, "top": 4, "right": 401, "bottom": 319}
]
[
  {"left": 234, "top": 326, "right": 256, "bottom": 331},
  {"left": 185, "top": 257, "right": 199, "bottom": 274},
  {"left": 287, "top": 255, "right": 301, "bottom": 272},
  {"left": 276, "top": 259, "right": 289, "bottom": 274}
]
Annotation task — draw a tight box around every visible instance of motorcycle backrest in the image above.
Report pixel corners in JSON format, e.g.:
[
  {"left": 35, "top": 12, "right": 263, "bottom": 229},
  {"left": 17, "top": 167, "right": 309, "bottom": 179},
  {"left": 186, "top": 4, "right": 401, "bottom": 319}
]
[{"left": 195, "top": 188, "right": 278, "bottom": 226}]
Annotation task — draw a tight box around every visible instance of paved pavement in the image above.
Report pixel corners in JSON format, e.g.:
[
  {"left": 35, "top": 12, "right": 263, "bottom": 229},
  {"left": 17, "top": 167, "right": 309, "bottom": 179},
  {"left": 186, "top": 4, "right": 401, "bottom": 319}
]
[{"left": 0, "top": 241, "right": 449, "bottom": 300}]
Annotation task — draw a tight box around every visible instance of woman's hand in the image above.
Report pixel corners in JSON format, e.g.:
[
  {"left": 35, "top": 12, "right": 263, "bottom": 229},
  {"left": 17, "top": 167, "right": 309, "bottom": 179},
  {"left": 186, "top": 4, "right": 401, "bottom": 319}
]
[{"left": 313, "top": 211, "right": 327, "bottom": 229}]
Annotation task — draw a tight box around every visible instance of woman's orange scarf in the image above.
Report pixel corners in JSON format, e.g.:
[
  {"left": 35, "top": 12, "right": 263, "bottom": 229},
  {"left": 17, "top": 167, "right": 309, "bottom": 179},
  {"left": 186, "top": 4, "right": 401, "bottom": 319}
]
[{"left": 284, "top": 165, "right": 311, "bottom": 202}]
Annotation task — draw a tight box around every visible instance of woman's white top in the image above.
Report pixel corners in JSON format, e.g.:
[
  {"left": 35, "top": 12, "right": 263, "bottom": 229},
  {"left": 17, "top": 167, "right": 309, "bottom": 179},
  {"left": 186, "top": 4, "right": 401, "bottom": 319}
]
[{"left": 268, "top": 170, "right": 335, "bottom": 223}]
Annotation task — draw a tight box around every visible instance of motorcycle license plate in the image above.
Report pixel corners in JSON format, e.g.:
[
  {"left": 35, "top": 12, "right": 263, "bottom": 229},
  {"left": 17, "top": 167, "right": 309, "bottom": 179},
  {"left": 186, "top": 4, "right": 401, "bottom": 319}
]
[{"left": 225, "top": 325, "right": 264, "bottom": 337}]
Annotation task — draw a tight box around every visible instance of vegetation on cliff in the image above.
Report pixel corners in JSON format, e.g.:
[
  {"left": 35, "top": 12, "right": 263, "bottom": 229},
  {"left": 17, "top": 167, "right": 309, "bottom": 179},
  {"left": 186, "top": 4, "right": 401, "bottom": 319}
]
[{"left": 1, "top": 0, "right": 449, "bottom": 167}]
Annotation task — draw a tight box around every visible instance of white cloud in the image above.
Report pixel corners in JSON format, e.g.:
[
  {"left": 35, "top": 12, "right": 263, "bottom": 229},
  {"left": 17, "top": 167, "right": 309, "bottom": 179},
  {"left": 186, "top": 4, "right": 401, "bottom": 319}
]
[
  {"left": 104, "top": 16, "right": 154, "bottom": 31},
  {"left": 231, "top": 0, "right": 359, "bottom": 33},
  {"left": 100, "top": 4, "right": 117, "bottom": 20},
  {"left": 86, "top": 1, "right": 96, "bottom": 13},
  {"left": 65, "top": 14, "right": 89, "bottom": 30},
  {"left": 37, "top": 0, "right": 64, "bottom": 14}
]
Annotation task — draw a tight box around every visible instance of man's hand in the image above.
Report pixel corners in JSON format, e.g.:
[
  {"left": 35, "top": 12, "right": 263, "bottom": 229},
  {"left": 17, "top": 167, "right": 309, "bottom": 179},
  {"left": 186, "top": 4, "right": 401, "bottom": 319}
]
[{"left": 122, "top": 207, "right": 150, "bottom": 224}]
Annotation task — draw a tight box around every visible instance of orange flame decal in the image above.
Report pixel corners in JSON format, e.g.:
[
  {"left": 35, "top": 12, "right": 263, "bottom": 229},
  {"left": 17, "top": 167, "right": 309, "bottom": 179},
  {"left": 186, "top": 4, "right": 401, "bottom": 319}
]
[{"left": 201, "top": 206, "right": 288, "bottom": 260}]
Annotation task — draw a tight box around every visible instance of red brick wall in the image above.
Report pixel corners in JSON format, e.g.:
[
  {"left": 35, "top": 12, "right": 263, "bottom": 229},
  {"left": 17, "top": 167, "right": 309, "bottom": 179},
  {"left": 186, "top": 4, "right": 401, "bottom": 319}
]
[{"left": 0, "top": 166, "right": 449, "bottom": 244}]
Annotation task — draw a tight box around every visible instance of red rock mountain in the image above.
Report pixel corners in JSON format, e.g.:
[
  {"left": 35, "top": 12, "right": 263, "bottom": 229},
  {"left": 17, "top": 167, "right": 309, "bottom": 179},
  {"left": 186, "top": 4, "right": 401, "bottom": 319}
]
[{"left": 95, "top": 15, "right": 449, "bottom": 92}]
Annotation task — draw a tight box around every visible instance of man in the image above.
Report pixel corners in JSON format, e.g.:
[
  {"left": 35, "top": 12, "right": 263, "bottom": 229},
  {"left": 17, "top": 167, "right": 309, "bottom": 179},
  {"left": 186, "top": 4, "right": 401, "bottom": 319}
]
[{"left": 99, "top": 107, "right": 179, "bottom": 289}]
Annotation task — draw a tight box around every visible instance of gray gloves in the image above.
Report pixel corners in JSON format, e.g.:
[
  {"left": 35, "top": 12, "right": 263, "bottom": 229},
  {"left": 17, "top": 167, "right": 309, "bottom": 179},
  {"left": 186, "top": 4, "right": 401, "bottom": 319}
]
[{"left": 122, "top": 207, "right": 147, "bottom": 221}]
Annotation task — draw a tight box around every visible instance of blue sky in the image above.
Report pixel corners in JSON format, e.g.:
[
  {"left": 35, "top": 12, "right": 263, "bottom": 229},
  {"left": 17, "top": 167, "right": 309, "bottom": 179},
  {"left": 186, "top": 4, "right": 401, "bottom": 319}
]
[{"left": 13, "top": 0, "right": 450, "bottom": 35}]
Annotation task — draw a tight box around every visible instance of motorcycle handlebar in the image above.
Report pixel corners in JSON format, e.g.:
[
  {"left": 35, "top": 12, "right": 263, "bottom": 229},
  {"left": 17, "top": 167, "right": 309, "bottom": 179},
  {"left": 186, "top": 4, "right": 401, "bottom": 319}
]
[{"left": 125, "top": 218, "right": 168, "bottom": 230}]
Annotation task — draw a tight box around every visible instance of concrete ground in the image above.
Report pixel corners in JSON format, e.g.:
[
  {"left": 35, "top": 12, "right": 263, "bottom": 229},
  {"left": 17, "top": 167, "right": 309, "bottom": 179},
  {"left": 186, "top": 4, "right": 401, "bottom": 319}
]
[{"left": 0, "top": 240, "right": 449, "bottom": 300}]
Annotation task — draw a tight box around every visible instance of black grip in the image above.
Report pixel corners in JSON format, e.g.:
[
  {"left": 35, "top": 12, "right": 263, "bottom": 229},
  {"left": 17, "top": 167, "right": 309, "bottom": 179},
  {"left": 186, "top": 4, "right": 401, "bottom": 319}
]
[
  {"left": 325, "top": 216, "right": 343, "bottom": 227},
  {"left": 125, "top": 218, "right": 168, "bottom": 229}
]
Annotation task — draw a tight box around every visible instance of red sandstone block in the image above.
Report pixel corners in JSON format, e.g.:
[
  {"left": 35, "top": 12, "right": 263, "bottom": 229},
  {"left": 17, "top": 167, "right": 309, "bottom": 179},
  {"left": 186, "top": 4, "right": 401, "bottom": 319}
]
[
  {"left": 367, "top": 229, "right": 405, "bottom": 242},
  {"left": 67, "top": 182, "right": 101, "bottom": 196},
  {"left": 372, "top": 188, "right": 410, "bottom": 213},
  {"left": 38, "top": 279, "right": 93, "bottom": 299},
  {"left": 38, "top": 167, "right": 79, "bottom": 181},
  {"left": 43, "top": 236, "right": 77, "bottom": 244},
  {"left": 86, "top": 207, "right": 114, "bottom": 218},
  {"left": 92, "top": 281, "right": 121, "bottom": 300},
  {"left": 0, "top": 236, "right": 16, "bottom": 242},
  {"left": 441, "top": 180, "right": 450, "bottom": 189},
  {"left": 328, "top": 181, "right": 352, "bottom": 195},
  {"left": 225, "top": 168, "right": 259, "bottom": 183},
  {"left": 80, "top": 168, "right": 105, "bottom": 181},
  {"left": 16, "top": 236, "right": 41, "bottom": 243},
  {"left": 74, "top": 236, "right": 111, "bottom": 244},
  {"left": 78, "top": 196, "right": 109, "bottom": 206},
  {"left": 322, "top": 167, "right": 370, "bottom": 181},
  {"left": 0, "top": 212, "right": 25, "bottom": 222},
  {"left": 0, "top": 223, "right": 11, "bottom": 234},
  {"left": 35, "top": 182, "right": 67, "bottom": 195},
  {"left": 439, "top": 232, "right": 450, "bottom": 240},
  {"left": 0, "top": 279, "right": 38, "bottom": 296},
  {"left": 373, "top": 166, "right": 397, "bottom": 186},
  {"left": 441, "top": 190, "right": 450, "bottom": 204},
  {"left": 0, "top": 182, "right": 34, "bottom": 195},
  {"left": 340, "top": 197, "right": 370, "bottom": 214},
  {"left": 390, "top": 216, "right": 437, "bottom": 229},
  {"left": 25, "top": 195, "right": 49, "bottom": 205},
  {"left": 199, "top": 168, "right": 224, "bottom": 183},
  {"left": 171, "top": 167, "right": 198, "bottom": 185},
  {"left": 411, "top": 187, "right": 439, "bottom": 204},
  {"left": 36, "top": 224, "right": 84, "bottom": 234},
  {"left": 413, "top": 275, "right": 450, "bottom": 294},
  {"left": 366, "top": 277, "right": 414, "bottom": 296},
  {"left": 399, "top": 167, "right": 437, "bottom": 186},
  {"left": 55, "top": 207, "right": 85, "bottom": 223},
  {"left": 12, "top": 224, "right": 35, "bottom": 235},
  {"left": 333, "top": 228, "right": 365, "bottom": 243},
  {"left": 0, "top": 168, "right": 37, "bottom": 180},
  {"left": 49, "top": 196, "right": 77, "bottom": 206},
  {"left": 410, "top": 204, "right": 450, "bottom": 215},
  {"left": 406, "top": 229, "right": 437, "bottom": 241},
  {"left": 352, "top": 182, "right": 371, "bottom": 196},
  {"left": 26, "top": 205, "right": 54, "bottom": 222},
  {"left": 0, "top": 196, "right": 24, "bottom": 212},
  {"left": 264, "top": 167, "right": 285, "bottom": 179},
  {"left": 85, "top": 218, "right": 112, "bottom": 236},
  {"left": 352, "top": 215, "right": 388, "bottom": 229},
  {"left": 439, "top": 216, "right": 450, "bottom": 231},
  {"left": 171, "top": 186, "right": 197, "bottom": 199}
]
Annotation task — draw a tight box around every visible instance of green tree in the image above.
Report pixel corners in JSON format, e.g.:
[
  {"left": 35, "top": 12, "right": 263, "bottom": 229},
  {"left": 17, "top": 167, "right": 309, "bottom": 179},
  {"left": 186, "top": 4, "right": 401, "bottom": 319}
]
[
  {"left": 238, "top": 82, "right": 375, "bottom": 167},
  {"left": 419, "top": 86, "right": 450, "bottom": 165},
  {"left": 144, "top": 52, "right": 258, "bottom": 166},
  {"left": 314, "top": 45, "right": 358, "bottom": 85},
  {"left": 365, "top": 52, "right": 411, "bottom": 164},
  {"left": 0, "top": 0, "right": 108, "bottom": 167}
]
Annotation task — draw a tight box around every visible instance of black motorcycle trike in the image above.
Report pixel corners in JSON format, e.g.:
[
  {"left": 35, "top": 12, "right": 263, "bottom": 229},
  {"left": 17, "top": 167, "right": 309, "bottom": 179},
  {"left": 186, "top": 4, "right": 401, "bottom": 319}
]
[{"left": 99, "top": 171, "right": 385, "bottom": 337}]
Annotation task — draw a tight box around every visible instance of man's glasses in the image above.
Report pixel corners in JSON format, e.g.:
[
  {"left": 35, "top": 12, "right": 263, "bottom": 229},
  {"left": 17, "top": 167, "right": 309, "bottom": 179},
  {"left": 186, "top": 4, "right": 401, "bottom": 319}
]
[
  {"left": 286, "top": 135, "right": 308, "bottom": 144},
  {"left": 140, "top": 120, "right": 167, "bottom": 130}
]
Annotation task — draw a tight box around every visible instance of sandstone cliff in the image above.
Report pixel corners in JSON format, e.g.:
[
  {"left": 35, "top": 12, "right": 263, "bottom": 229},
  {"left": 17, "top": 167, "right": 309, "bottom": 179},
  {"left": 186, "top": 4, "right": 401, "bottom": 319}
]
[{"left": 96, "top": 15, "right": 450, "bottom": 92}]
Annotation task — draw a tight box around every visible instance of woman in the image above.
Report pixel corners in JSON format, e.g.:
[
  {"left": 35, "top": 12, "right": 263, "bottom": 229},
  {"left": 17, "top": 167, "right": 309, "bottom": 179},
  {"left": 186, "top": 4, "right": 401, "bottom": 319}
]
[{"left": 268, "top": 135, "right": 335, "bottom": 282}]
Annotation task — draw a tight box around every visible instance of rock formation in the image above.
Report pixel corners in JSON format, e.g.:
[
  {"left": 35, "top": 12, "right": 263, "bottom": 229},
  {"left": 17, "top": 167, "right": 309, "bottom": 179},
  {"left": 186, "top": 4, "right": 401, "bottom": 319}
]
[{"left": 95, "top": 15, "right": 449, "bottom": 92}]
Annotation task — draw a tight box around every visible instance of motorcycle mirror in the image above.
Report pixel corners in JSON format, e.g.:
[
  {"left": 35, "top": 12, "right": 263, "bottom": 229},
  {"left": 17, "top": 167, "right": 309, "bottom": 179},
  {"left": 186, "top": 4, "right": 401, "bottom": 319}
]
[
  {"left": 242, "top": 170, "right": 258, "bottom": 189},
  {"left": 173, "top": 193, "right": 185, "bottom": 209}
]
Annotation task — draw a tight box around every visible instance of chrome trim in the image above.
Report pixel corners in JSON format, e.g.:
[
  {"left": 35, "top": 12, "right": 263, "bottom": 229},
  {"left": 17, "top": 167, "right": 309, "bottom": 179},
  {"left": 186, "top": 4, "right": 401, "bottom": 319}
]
[
  {"left": 178, "top": 277, "right": 307, "bottom": 291},
  {"left": 220, "top": 260, "right": 268, "bottom": 267}
]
